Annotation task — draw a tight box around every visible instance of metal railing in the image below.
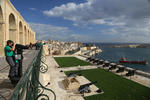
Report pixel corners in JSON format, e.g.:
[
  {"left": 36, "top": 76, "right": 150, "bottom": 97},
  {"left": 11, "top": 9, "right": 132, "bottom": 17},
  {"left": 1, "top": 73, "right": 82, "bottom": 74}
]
[{"left": 10, "top": 47, "right": 56, "bottom": 100}]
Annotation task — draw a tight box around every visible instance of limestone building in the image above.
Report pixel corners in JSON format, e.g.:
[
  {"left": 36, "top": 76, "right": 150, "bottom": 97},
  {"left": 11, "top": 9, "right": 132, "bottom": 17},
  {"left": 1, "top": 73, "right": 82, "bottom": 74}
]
[{"left": 0, "top": 0, "right": 36, "bottom": 56}]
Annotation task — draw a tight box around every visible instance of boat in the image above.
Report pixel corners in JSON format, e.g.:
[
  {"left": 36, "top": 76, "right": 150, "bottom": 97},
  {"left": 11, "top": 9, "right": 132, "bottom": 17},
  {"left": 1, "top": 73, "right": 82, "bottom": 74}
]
[{"left": 119, "top": 58, "right": 148, "bottom": 65}]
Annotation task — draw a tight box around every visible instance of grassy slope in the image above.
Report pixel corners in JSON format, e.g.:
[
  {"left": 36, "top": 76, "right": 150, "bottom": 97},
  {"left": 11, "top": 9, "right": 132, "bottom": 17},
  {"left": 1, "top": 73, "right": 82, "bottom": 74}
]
[
  {"left": 65, "top": 69, "right": 150, "bottom": 100},
  {"left": 54, "top": 57, "right": 91, "bottom": 67}
]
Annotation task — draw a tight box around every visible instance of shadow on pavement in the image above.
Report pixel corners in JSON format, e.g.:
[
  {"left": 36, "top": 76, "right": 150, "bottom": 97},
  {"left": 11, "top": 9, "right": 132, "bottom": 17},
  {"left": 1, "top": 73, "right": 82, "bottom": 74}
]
[{"left": 0, "top": 79, "right": 14, "bottom": 100}]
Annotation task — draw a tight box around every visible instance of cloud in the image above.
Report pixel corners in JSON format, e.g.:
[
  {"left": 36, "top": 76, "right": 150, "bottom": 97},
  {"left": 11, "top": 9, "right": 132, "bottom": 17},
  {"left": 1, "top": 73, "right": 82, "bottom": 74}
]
[
  {"left": 29, "top": 23, "right": 90, "bottom": 42},
  {"left": 43, "top": 0, "right": 150, "bottom": 25},
  {"left": 101, "top": 22, "right": 150, "bottom": 43},
  {"left": 43, "top": 0, "right": 150, "bottom": 43},
  {"left": 29, "top": 8, "right": 37, "bottom": 11}
]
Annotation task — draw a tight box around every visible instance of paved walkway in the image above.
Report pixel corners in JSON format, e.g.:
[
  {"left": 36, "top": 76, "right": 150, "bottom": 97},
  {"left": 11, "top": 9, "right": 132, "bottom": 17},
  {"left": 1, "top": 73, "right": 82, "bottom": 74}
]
[
  {"left": 60, "top": 65, "right": 97, "bottom": 72},
  {"left": 0, "top": 49, "right": 38, "bottom": 100}
]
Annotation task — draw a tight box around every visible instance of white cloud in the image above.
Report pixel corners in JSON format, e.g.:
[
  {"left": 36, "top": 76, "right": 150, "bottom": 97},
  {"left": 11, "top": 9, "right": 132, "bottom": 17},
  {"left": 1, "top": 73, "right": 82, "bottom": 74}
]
[
  {"left": 43, "top": 0, "right": 150, "bottom": 25},
  {"left": 43, "top": 0, "right": 150, "bottom": 43},
  {"left": 29, "top": 8, "right": 37, "bottom": 11},
  {"left": 101, "top": 22, "right": 150, "bottom": 43},
  {"left": 29, "top": 23, "right": 90, "bottom": 42}
]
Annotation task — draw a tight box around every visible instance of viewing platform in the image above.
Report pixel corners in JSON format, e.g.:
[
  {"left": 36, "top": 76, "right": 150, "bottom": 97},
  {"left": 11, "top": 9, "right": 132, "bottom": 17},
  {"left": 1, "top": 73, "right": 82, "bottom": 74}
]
[{"left": 0, "top": 49, "right": 38, "bottom": 100}]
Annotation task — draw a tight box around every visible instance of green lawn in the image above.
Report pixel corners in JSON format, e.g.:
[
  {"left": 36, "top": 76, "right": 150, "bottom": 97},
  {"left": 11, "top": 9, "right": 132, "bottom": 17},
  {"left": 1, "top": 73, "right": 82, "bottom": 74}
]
[
  {"left": 54, "top": 57, "right": 91, "bottom": 67},
  {"left": 65, "top": 69, "right": 150, "bottom": 100}
]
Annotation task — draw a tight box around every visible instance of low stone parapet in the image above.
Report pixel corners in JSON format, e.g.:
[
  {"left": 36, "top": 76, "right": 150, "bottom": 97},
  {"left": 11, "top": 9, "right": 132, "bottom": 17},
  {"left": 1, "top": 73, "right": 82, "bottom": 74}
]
[{"left": 135, "top": 70, "right": 150, "bottom": 79}]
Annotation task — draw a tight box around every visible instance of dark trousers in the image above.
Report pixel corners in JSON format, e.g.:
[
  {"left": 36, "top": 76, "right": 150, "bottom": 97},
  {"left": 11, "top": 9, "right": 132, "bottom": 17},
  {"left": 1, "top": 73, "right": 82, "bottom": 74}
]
[{"left": 6, "top": 56, "right": 17, "bottom": 77}]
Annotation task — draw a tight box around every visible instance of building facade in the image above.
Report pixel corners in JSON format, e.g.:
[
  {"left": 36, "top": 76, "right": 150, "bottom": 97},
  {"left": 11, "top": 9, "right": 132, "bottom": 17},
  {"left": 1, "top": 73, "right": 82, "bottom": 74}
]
[{"left": 0, "top": 0, "right": 36, "bottom": 56}]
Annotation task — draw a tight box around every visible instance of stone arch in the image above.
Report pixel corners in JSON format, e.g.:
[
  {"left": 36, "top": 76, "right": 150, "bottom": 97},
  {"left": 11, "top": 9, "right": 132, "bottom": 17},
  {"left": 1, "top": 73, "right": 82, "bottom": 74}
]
[
  {"left": 29, "top": 31, "right": 32, "bottom": 43},
  {"left": 30, "top": 32, "right": 33, "bottom": 43},
  {"left": 24, "top": 26, "right": 27, "bottom": 44},
  {"left": 0, "top": 6, "right": 4, "bottom": 56},
  {"left": 9, "top": 13, "right": 17, "bottom": 42},
  {"left": 29, "top": 31, "right": 31, "bottom": 43},
  {"left": 27, "top": 30, "right": 29, "bottom": 44},
  {"left": 19, "top": 21, "right": 23, "bottom": 44}
]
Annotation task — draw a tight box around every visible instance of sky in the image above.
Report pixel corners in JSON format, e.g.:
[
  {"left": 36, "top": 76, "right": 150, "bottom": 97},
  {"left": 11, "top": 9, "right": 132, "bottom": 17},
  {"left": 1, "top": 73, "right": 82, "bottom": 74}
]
[{"left": 11, "top": 0, "right": 150, "bottom": 43}]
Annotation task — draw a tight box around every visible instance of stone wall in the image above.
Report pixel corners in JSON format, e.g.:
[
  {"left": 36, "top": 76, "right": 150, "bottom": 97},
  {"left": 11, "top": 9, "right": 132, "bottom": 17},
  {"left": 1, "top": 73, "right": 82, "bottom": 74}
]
[{"left": 0, "top": 0, "right": 36, "bottom": 56}]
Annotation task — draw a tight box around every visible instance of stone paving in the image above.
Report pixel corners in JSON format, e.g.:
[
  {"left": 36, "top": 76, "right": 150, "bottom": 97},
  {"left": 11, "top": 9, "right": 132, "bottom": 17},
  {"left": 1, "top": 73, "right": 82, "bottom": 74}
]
[
  {"left": 0, "top": 49, "right": 38, "bottom": 100},
  {"left": 39, "top": 56, "right": 85, "bottom": 100},
  {"left": 39, "top": 55, "right": 106, "bottom": 100}
]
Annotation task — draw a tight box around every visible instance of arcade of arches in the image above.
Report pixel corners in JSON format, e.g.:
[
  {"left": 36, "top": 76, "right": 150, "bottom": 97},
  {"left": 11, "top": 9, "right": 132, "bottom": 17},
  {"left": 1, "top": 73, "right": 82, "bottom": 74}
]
[{"left": 0, "top": 0, "right": 36, "bottom": 56}]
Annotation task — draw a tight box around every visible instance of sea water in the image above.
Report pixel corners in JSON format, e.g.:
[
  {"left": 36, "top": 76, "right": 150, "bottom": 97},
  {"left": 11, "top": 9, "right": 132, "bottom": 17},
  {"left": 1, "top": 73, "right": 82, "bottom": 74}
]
[{"left": 94, "top": 45, "right": 150, "bottom": 73}]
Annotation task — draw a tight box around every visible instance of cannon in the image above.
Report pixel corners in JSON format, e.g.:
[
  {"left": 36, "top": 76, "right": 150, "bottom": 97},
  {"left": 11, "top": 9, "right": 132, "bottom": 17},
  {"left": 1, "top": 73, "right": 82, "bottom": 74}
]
[
  {"left": 67, "top": 71, "right": 82, "bottom": 77},
  {"left": 109, "top": 63, "right": 117, "bottom": 70},
  {"left": 126, "top": 70, "right": 135, "bottom": 76},
  {"left": 78, "top": 81, "right": 98, "bottom": 94},
  {"left": 92, "top": 59, "right": 99, "bottom": 64},
  {"left": 116, "top": 67, "right": 125, "bottom": 73},
  {"left": 97, "top": 60, "right": 104, "bottom": 65},
  {"left": 89, "top": 58, "right": 95, "bottom": 62},
  {"left": 86, "top": 57, "right": 92, "bottom": 61},
  {"left": 103, "top": 61, "right": 110, "bottom": 67}
]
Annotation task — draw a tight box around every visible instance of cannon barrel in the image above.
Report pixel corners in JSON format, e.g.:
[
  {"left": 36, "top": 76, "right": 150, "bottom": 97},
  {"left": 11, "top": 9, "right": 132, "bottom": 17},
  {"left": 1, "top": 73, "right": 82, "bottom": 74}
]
[
  {"left": 79, "top": 81, "right": 98, "bottom": 90},
  {"left": 67, "top": 71, "right": 82, "bottom": 77}
]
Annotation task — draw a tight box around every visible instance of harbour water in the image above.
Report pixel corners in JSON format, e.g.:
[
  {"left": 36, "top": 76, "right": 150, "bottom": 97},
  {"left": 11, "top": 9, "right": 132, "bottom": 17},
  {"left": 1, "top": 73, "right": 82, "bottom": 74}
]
[{"left": 93, "top": 43, "right": 150, "bottom": 73}]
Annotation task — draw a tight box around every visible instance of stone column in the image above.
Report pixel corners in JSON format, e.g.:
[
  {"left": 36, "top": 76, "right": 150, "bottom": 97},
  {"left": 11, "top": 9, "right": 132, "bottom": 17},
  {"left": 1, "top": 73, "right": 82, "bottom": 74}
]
[
  {"left": 9, "top": 28, "right": 17, "bottom": 43},
  {"left": 0, "top": 22, "right": 4, "bottom": 56},
  {"left": 19, "top": 32, "right": 23, "bottom": 44}
]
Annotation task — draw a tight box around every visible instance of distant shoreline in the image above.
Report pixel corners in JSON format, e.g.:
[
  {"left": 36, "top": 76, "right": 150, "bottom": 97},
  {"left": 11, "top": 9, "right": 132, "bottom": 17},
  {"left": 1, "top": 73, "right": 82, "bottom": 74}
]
[
  {"left": 112, "top": 44, "right": 150, "bottom": 48},
  {"left": 84, "top": 43, "right": 150, "bottom": 48}
]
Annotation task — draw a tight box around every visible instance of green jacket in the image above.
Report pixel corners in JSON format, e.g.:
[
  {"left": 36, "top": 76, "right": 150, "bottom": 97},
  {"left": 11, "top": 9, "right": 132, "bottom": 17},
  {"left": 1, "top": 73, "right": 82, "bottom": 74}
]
[
  {"left": 4, "top": 45, "right": 14, "bottom": 57},
  {"left": 4, "top": 45, "right": 18, "bottom": 63}
]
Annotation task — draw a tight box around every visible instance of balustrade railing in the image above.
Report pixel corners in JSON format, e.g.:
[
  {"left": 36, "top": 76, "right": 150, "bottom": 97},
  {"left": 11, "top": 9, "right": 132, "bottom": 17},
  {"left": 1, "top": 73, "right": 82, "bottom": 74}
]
[{"left": 10, "top": 47, "right": 56, "bottom": 100}]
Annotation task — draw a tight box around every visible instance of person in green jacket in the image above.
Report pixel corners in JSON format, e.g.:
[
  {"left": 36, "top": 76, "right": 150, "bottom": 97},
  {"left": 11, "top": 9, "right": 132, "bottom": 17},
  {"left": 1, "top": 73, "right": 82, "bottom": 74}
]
[{"left": 4, "top": 40, "right": 17, "bottom": 79}]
